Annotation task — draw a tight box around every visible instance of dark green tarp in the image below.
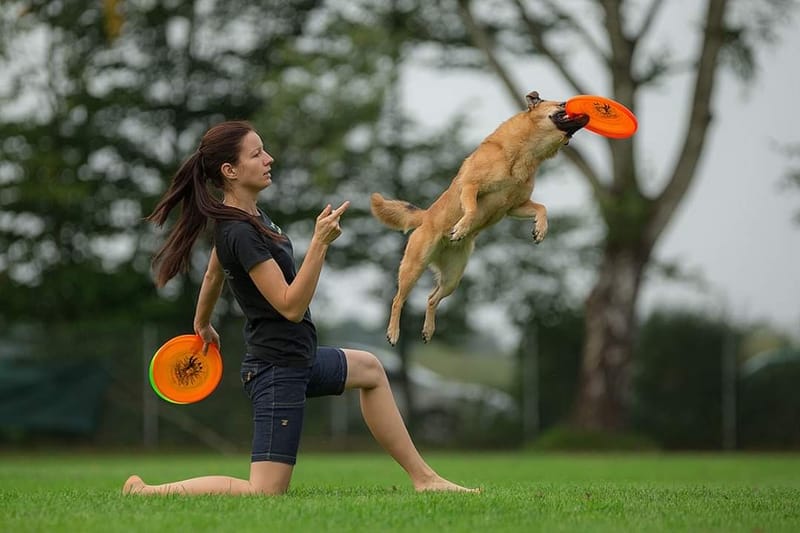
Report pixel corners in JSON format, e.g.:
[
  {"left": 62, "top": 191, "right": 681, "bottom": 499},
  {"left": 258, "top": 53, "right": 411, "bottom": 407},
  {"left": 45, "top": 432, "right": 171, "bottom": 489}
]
[{"left": 0, "top": 360, "right": 108, "bottom": 434}]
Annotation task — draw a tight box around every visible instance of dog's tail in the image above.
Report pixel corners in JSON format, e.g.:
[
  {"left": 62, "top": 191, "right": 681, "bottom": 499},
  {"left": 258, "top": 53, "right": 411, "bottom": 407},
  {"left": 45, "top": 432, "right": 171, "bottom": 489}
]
[{"left": 370, "top": 193, "right": 424, "bottom": 233}]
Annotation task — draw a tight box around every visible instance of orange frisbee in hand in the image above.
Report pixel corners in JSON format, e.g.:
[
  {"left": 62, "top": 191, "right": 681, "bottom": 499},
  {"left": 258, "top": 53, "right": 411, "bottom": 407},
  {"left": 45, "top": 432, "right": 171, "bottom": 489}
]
[
  {"left": 565, "top": 95, "right": 638, "bottom": 139},
  {"left": 149, "top": 335, "right": 222, "bottom": 404}
]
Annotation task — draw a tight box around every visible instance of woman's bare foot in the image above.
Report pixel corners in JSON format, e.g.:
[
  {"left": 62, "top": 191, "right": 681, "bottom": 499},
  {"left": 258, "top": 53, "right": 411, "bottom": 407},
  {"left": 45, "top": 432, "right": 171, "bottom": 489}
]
[
  {"left": 414, "top": 475, "right": 480, "bottom": 493},
  {"left": 122, "top": 475, "right": 147, "bottom": 495}
]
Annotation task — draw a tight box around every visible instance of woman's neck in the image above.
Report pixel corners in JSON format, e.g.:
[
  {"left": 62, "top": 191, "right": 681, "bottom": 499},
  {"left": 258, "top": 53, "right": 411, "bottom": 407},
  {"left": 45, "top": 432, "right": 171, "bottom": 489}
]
[{"left": 223, "top": 193, "right": 259, "bottom": 216}]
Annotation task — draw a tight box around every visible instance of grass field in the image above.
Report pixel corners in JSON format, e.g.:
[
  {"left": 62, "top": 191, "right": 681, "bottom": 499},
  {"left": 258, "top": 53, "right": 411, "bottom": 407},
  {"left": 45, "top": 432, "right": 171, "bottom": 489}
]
[{"left": 2, "top": 452, "right": 799, "bottom": 532}]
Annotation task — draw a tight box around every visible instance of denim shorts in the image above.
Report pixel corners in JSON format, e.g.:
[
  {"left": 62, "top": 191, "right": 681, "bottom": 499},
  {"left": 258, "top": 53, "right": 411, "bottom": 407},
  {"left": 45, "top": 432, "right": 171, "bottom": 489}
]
[{"left": 240, "top": 346, "right": 347, "bottom": 465}]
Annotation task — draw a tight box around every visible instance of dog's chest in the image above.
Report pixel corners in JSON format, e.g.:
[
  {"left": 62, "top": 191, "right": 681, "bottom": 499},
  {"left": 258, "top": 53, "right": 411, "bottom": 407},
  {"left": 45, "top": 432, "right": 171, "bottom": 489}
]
[{"left": 478, "top": 178, "right": 533, "bottom": 217}]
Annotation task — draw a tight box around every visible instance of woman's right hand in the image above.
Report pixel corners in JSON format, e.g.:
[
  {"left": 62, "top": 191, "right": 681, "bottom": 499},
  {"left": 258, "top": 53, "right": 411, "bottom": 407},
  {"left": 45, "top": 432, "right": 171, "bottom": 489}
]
[{"left": 313, "top": 201, "right": 350, "bottom": 245}]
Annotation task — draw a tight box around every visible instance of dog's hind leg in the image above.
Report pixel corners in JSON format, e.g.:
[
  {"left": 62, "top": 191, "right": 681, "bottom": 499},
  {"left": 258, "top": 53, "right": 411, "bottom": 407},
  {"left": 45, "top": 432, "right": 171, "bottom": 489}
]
[
  {"left": 387, "top": 230, "right": 438, "bottom": 346},
  {"left": 422, "top": 242, "right": 473, "bottom": 343}
]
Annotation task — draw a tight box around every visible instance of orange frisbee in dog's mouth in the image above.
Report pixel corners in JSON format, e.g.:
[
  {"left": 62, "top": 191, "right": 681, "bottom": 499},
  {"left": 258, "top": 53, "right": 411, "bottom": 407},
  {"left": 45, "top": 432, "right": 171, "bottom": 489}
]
[
  {"left": 565, "top": 95, "right": 638, "bottom": 139},
  {"left": 149, "top": 335, "right": 222, "bottom": 404}
]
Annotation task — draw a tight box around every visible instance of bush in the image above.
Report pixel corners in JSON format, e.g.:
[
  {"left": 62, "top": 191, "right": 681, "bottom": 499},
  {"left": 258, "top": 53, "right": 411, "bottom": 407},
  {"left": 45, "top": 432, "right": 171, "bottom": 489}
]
[
  {"left": 631, "top": 310, "right": 731, "bottom": 449},
  {"left": 532, "top": 426, "right": 659, "bottom": 452},
  {"left": 516, "top": 310, "right": 584, "bottom": 433},
  {"left": 738, "top": 348, "right": 800, "bottom": 449}
]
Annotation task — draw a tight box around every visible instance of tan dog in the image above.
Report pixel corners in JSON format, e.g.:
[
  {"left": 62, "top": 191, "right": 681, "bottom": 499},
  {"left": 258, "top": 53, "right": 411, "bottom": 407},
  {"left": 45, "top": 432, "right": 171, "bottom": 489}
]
[{"left": 371, "top": 91, "right": 588, "bottom": 345}]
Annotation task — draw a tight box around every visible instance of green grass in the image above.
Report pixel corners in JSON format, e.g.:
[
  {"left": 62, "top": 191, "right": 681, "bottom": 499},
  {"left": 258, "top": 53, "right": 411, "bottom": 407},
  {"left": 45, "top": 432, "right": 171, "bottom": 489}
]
[{"left": 2, "top": 452, "right": 799, "bottom": 532}]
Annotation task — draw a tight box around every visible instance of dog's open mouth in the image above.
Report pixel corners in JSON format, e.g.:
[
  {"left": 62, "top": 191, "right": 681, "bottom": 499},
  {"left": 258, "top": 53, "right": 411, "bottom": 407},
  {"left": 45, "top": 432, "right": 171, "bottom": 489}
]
[{"left": 550, "top": 110, "right": 589, "bottom": 138}]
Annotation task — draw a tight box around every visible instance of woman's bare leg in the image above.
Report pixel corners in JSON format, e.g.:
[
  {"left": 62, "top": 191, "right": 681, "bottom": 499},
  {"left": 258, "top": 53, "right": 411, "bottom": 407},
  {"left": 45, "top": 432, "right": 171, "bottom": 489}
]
[
  {"left": 122, "top": 461, "right": 293, "bottom": 496},
  {"left": 343, "top": 348, "right": 478, "bottom": 492}
]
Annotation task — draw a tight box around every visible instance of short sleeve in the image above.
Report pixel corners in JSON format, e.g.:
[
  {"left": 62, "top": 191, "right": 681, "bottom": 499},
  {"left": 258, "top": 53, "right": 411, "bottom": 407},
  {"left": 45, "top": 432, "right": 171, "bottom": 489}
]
[{"left": 226, "top": 222, "right": 273, "bottom": 272}]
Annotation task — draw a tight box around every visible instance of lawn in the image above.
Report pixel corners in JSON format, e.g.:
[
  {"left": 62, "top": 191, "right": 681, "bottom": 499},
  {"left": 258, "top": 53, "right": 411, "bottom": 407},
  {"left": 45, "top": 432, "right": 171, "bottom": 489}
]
[{"left": 1, "top": 452, "right": 798, "bottom": 532}]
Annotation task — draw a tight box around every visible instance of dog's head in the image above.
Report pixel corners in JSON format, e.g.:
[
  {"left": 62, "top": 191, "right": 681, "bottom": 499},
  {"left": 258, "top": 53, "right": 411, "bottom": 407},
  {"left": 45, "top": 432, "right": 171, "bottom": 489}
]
[{"left": 525, "top": 91, "right": 589, "bottom": 147}]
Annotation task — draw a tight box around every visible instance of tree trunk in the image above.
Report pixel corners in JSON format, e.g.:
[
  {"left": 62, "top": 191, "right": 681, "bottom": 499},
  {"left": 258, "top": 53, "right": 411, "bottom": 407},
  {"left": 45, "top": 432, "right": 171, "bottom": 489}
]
[{"left": 571, "top": 243, "right": 649, "bottom": 430}]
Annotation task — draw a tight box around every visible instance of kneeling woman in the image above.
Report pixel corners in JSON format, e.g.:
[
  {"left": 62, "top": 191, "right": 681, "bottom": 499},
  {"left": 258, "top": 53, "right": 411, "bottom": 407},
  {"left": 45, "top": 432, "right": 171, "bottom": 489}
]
[{"left": 124, "top": 121, "right": 477, "bottom": 495}]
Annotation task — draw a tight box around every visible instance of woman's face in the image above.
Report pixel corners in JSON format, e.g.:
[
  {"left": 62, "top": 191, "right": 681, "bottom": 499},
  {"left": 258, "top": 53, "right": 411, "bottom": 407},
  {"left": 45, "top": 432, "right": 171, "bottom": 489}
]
[{"left": 231, "top": 130, "right": 273, "bottom": 192}]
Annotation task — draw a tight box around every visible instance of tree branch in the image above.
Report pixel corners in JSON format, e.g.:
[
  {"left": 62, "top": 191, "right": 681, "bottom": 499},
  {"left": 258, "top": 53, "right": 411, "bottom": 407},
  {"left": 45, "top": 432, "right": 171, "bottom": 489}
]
[
  {"left": 455, "top": 0, "right": 522, "bottom": 103},
  {"left": 510, "top": 0, "right": 607, "bottom": 198},
  {"left": 633, "top": 0, "right": 666, "bottom": 45},
  {"left": 509, "top": 0, "right": 591, "bottom": 95},
  {"left": 563, "top": 145, "right": 607, "bottom": 203},
  {"left": 599, "top": 0, "right": 639, "bottom": 195},
  {"left": 600, "top": 0, "right": 635, "bottom": 99},
  {"left": 637, "top": 58, "right": 696, "bottom": 86},
  {"left": 538, "top": 0, "right": 608, "bottom": 60},
  {"left": 647, "top": 0, "right": 730, "bottom": 246}
]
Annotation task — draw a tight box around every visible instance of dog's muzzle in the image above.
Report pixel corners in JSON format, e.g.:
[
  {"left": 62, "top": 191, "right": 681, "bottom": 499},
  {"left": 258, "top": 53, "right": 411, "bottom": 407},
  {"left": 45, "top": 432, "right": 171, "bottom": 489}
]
[{"left": 550, "top": 110, "right": 590, "bottom": 139}]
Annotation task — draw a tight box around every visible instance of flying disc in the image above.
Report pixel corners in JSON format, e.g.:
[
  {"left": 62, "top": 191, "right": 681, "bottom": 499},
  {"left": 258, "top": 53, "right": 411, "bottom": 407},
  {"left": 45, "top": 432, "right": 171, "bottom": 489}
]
[
  {"left": 149, "top": 335, "right": 222, "bottom": 404},
  {"left": 565, "top": 95, "right": 638, "bottom": 138}
]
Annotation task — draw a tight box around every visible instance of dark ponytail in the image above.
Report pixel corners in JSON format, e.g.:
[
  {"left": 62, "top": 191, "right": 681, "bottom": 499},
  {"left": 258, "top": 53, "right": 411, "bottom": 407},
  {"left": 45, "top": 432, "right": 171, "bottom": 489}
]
[{"left": 147, "top": 120, "right": 283, "bottom": 288}]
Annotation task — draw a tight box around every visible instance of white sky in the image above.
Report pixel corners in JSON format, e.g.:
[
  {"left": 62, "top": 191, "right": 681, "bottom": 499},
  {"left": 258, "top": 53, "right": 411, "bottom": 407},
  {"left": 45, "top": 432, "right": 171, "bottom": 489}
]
[{"left": 389, "top": 2, "right": 800, "bottom": 339}]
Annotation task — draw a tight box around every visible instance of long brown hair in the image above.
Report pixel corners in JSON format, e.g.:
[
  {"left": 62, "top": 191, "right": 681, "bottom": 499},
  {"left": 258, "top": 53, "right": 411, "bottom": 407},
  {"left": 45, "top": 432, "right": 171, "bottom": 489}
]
[{"left": 147, "top": 120, "right": 282, "bottom": 287}]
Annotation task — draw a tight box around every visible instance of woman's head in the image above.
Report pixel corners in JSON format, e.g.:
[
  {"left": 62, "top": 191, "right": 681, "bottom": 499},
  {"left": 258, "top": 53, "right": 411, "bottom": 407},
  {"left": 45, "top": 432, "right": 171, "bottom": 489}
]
[
  {"left": 147, "top": 120, "right": 280, "bottom": 288},
  {"left": 215, "top": 128, "right": 274, "bottom": 196},
  {"left": 198, "top": 121, "right": 273, "bottom": 192}
]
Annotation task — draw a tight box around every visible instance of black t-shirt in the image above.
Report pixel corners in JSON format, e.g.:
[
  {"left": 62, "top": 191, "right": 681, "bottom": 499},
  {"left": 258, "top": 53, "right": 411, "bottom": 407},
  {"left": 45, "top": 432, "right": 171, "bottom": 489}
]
[{"left": 214, "top": 212, "right": 317, "bottom": 367}]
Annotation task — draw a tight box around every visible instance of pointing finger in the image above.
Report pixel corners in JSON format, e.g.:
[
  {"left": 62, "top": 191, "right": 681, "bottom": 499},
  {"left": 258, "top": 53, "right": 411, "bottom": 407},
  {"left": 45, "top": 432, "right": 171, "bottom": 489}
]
[{"left": 332, "top": 201, "right": 350, "bottom": 217}]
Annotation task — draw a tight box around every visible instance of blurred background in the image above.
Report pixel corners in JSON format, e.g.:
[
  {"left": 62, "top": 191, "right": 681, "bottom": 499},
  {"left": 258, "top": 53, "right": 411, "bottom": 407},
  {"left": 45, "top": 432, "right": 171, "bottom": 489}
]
[{"left": 1, "top": 0, "right": 798, "bottom": 454}]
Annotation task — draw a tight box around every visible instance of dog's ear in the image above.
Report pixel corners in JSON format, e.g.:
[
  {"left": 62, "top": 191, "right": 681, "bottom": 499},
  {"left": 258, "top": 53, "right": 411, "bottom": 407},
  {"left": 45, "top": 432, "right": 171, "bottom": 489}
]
[{"left": 526, "top": 91, "right": 542, "bottom": 108}]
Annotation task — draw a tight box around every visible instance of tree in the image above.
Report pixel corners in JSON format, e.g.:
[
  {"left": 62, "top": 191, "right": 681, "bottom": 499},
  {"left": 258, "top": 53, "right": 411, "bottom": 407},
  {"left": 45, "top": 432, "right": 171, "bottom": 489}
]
[
  {"left": 0, "top": 0, "right": 392, "bottom": 323},
  {"left": 390, "top": 0, "right": 795, "bottom": 430},
  {"left": 0, "top": 1, "right": 495, "bottom": 432},
  {"left": 784, "top": 143, "right": 800, "bottom": 224}
]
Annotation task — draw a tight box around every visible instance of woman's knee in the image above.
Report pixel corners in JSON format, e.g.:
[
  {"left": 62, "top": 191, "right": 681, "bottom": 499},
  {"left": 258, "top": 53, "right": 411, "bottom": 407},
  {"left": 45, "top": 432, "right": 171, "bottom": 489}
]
[
  {"left": 344, "top": 349, "right": 388, "bottom": 389},
  {"left": 249, "top": 461, "right": 293, "bottom": 495}
]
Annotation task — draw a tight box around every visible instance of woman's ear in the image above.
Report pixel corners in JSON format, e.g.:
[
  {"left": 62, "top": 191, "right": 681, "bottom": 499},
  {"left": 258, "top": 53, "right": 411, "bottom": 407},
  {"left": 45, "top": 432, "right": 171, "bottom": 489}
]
[{"left": 220, "top": 162, "right": 237, "bottom": 180}]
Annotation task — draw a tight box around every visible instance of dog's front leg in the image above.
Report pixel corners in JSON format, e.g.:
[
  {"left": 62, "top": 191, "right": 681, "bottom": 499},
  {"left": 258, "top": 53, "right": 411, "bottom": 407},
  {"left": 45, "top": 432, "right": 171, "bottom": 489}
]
[
  {"left": 508, "top": 200, "right": 548, "bottom": 243},
  {"left": 450, "top": 182, "right": 479, "bottom": 241}
]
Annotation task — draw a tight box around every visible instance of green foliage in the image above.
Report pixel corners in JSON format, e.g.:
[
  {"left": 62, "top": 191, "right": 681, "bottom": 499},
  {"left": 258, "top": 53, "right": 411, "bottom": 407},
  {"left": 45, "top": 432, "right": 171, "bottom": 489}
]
[
  {"left": 600, "top": 190, "right": 653, "bottom": 248},
  {"left": 517, "top": 310, "right": 585, "bottom": 431},
  {"left": 721, "top": 0, "right": 798, "bottom": 80},
  {"left": 0, "top": 0, "right": 325, "bottom": 321},
  {"left": 631, "top": 310, "right": 732, "bottom": 449},
  {"left": 0, "top": 0, "right": 593, "bottom": 345},
  {"left": 739, "top": 348, "right": 800, "bottom": 449},
  {"left": 532, "top": 426, "right": 659, "bottom": 452}
]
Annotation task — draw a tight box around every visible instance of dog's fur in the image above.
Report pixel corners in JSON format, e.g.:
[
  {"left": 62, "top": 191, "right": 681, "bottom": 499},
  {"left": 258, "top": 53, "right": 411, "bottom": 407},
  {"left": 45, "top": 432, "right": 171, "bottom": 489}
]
[{"left": 371, "top": 91, "right": 588, "bottom": 345}]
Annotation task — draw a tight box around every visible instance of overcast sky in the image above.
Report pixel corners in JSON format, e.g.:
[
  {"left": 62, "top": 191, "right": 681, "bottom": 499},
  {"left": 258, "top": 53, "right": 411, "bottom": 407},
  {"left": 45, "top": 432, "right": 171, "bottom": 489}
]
[{"left": 386, "top": 2, "right": 800, "bottom": 340}]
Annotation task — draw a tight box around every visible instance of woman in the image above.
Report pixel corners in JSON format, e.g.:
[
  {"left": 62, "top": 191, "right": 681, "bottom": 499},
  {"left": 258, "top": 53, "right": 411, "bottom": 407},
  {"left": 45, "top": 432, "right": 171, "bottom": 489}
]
[{"left": 123, "top": 120, "right": 476, "bottom": 495}]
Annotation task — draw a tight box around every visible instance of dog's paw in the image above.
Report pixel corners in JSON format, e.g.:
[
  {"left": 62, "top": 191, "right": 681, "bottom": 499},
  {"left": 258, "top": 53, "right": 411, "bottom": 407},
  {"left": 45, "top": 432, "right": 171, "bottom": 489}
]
[
  {"left": 449, "top": 220, "right": 469, "bottom": 241},
  {"left": 532, "top": 215, "right": 549, "bottom": 244},
  {"left": 386, "top": 328, "right": 399, "bottom": 346}
]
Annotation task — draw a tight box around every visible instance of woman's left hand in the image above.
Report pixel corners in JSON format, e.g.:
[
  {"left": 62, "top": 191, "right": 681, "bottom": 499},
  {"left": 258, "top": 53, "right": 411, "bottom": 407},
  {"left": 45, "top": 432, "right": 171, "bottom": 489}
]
[{"left": 194, "top": 323, "right": 220, "bottom": 355}]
